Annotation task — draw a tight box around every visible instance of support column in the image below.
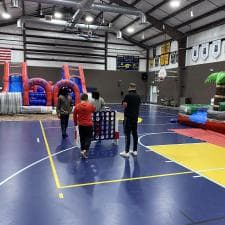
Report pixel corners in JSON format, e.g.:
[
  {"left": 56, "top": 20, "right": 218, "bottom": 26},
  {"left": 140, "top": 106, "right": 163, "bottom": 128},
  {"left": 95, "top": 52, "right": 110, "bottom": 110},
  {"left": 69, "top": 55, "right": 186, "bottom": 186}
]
[
  {"left": 22, "top": 1, "right": 26, "bottom": 62},
  {"left": 178, "top": 37, "right": 187, "bottom": 105},
  {"left": 104, "top": 32, "right": 108, "bottom": 71}
]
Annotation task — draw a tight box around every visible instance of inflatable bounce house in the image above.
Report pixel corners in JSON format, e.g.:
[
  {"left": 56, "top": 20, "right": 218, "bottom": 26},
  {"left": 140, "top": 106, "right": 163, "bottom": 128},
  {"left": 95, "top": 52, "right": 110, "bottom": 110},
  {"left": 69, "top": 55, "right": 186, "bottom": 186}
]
[
  {"left": 178, "top": 71, "right": 225, "bottom": 134},
  {"left": 0, "top": 62, "right": 86, "bottom": 114},
  {"left": 53, "top": 64, "right": 86, "bottom": 107}
]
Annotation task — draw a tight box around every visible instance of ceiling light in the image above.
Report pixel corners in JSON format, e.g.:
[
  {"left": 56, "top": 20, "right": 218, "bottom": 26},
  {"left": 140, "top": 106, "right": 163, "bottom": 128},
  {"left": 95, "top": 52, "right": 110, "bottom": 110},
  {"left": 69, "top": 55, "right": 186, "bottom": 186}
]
[
  {"left": 117, "top": 31, "right": 122, "bottom": 39},
  {"left": 170, "top": 0, "right": 180, "bottom": 8},
  {"left": 2, "top": 12, "right": 11, "bottom": 19},
  {"left": 85, "top": 15, "right": 93, "bottom": 23},
  {"left": 127, "top": 27, "right": 134, "bottom": 33},
  {"left": 190, "top": 9, "right": 194, "bottom": 17},
  {"left": 54, "top": 11, "right": 63, "bottom": 19},
  {"left": 10, "top": 0, "right": 19, "bottom": 8}
]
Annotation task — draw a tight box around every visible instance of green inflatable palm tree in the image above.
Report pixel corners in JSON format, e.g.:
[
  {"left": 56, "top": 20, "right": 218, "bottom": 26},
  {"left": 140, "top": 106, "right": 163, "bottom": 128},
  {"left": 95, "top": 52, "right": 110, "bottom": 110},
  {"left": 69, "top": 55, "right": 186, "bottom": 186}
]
[
  {"left": 205, "top": 71, "right": 225, "bottom": 110},
  {"left": 205, "top": 71, "right": 225, "bottom": 85}
]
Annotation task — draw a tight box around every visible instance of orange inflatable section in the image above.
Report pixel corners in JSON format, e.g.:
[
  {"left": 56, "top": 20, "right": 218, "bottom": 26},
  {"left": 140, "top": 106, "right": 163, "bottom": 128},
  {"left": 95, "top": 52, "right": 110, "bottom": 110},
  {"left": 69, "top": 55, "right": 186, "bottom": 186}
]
[
  {"left": 53, "top": 79, "right": 80, "bottom": 107},
  {"left": 23, "top": 78, "right": 52, "bottom": 106}
]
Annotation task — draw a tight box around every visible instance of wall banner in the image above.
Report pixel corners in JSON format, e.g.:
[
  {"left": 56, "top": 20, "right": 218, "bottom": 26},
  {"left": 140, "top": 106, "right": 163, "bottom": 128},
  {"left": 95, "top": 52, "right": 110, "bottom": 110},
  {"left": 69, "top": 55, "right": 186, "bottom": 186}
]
[
  {"left": 200, "top": 43, "right": 209, "bottom": 60},
  {"left": 211, "top": 40, "right": 221, "bottom": 59},
  {"left": 192, "top": 45, "right": 199, "bottom": 62}
]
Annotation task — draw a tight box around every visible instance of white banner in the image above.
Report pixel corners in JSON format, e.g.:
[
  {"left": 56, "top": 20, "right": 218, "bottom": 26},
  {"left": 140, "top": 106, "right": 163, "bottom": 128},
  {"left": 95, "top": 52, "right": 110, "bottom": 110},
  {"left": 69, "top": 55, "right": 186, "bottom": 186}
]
[
  {"left": 211, "top": 40, "right": 221, "bottom": 59},
  {"left": 192, "top": 45, "right": 199, "bottom": 62},
  {"left": 200, "top": 43, "right": 209, "bottom": 60}
]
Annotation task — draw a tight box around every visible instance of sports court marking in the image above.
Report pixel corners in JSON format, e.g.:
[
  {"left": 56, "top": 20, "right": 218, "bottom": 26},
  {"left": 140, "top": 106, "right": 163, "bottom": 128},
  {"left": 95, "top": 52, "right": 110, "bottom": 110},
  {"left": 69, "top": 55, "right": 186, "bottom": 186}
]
[
  {"left": 149, "top": 143, "right": 225, "bottom": 188},
  {"left": 40, "top": 128, "right": 194, "bottom": 190},
  {"left": 40, "top": 121, "right": 61, "bottom": 188},
  {"left": 60, "top": 171, "right": 193, "bottom": 189}
]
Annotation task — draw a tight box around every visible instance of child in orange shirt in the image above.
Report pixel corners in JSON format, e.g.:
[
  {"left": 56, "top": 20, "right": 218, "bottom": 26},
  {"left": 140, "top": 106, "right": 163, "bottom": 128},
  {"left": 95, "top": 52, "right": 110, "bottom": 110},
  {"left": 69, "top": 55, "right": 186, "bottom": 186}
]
[{"left": 73, "top": 93, "right": 95, "bottom": 159}]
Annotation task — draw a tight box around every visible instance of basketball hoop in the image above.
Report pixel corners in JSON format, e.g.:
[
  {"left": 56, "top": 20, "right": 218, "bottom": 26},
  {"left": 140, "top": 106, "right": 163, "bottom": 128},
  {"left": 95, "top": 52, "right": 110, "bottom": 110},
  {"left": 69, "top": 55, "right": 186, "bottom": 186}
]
[{"left": 156, "top": 67, "right": 167, "bottom": 82}]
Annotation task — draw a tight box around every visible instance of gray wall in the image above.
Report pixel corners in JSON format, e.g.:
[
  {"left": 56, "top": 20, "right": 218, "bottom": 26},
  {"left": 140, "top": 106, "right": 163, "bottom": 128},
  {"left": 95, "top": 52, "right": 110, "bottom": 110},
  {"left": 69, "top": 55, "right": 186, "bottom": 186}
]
[
  {"left": 183, "top": 62, "right": 225, "bottom": 104},
  {"left": 0, "top": 65, "right": 147, "bottom": 103},
  {"left": 84, "top": 69, "right": 147, "bottom": 103}
]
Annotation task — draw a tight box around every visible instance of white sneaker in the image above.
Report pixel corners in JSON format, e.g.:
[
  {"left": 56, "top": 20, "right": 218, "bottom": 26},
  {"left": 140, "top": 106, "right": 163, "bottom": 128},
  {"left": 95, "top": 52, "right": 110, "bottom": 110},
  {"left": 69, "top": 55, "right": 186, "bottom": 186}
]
[
  {"left": 131, "top": 151, "right": 138, "bottom": 156},
  {"left": 120, "top": 151, "right": 129, "bottom": 158}
]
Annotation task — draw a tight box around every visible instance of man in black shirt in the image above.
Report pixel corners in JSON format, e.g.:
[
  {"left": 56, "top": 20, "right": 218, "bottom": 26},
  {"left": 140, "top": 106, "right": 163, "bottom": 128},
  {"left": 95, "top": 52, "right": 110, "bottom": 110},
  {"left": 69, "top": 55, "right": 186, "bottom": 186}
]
[{"left": 120, "top": 83, "right": 141, "bottom": 157}]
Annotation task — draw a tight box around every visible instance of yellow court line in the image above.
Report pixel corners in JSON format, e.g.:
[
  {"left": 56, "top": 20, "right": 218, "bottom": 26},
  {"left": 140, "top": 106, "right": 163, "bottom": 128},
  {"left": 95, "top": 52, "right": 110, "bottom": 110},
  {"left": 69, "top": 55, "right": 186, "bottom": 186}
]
[
  {"left": 40, "top": 120, "right": 61, "bottom": 189},
  {"left": 60, "top": 171, "right": 193, "bottom": 189}
]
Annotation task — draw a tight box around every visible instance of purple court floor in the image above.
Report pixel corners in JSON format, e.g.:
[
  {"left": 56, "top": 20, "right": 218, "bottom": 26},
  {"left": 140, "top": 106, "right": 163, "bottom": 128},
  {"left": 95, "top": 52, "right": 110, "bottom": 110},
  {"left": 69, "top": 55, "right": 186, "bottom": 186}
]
[{"left": 0, "top": 104, "right": 225, "bottom": 225}]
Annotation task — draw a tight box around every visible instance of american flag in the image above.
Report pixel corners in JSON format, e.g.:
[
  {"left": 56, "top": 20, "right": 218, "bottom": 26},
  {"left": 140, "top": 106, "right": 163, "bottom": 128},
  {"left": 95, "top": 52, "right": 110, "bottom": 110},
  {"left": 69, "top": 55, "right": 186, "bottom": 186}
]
[{"left": 0, "top": 48, "right": 11, "bottom": 62}]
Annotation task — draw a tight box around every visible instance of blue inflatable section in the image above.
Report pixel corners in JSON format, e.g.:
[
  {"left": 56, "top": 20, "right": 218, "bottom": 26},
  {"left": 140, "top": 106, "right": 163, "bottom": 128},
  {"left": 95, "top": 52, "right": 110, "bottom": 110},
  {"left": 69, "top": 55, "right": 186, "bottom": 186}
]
[
  {"left": 189, "top": 110, "right": 207, "bottom": 124},
  {"left": 61, "top": 69, "right": 66, "bottom": 80},
  {"left": 69, "top": 92, "right": 75, "bottom": 105},
  {"left": 9, "top": 74, "right": 23, "bottom": 92},
  {"left": 70, "top": 77, "right": 83, "bottom": 93},
  {"left": 29, "top": 92, "right": 46, "bottom": 106}
]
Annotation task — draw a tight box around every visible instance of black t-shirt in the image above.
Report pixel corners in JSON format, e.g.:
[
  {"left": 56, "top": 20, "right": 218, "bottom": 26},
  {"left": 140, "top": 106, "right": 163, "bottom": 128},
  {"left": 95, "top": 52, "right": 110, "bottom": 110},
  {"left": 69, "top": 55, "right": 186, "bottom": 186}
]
[{"left": 123, "top": 90, "right": 141, "bottom": 119}]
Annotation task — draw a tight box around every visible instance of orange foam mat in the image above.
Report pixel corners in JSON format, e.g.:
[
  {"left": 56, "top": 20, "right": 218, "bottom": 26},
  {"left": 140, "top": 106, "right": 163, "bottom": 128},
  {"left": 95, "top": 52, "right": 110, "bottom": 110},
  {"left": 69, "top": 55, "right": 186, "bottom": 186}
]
[{"left": 170, "top": 128, "right": 225, "bottom": 148}]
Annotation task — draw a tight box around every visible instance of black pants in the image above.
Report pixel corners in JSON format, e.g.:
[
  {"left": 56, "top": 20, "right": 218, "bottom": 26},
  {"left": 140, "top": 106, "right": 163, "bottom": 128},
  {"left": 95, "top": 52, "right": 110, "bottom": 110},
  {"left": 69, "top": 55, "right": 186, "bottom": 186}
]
[
  {"left": 60, "top": 114, "right": 69, "bottom": 137},
  {"left": 123, "top": 117, "right": 138, "bottom": 153},
  {"left": 79, "top": 125, "right": 93, "bottom": 152}
]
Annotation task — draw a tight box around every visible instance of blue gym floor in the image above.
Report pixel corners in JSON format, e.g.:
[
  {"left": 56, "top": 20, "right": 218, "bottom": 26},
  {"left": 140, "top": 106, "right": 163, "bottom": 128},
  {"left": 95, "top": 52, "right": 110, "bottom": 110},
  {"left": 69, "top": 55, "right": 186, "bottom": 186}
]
[{"left": 0, "top": 104, "right": 225, "bottom": 225}]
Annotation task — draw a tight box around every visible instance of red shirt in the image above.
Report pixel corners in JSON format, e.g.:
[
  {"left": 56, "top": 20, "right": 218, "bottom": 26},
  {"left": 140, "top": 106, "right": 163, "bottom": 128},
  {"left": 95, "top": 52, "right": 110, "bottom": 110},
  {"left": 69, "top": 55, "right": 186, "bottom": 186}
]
[{"left": 73, "top": 101, "right": 95, "bottom": 126}]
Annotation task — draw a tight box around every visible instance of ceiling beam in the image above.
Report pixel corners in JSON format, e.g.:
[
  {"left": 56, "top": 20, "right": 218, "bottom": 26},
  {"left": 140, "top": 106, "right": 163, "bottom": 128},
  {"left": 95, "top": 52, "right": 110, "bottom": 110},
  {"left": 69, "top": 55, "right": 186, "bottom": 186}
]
[
  {"left": 110, "top": 0, "right": 184, "bottom": 40},
  {"left": 130, "top": 0, "right": 205, "bottom": 38},
  {"left": 187, "top": 17, "right": 225, "bottom": 35},
  {"left": 140, "top": 32, "right": 164, "bottom": 44},
  {"left": 176, "top": 3, "right": 225, "bottom": 29},
  {"left": 110, "top": 0, "right": 142, "bottom": 24},
  {"left": 118, "top": 0, "right": 170, "bottom": 33},
  {"left": 0, "top": 6, "right": 53, "bottom": 27},
  {"left": 140, "top": 1, "right": 225, "bottom": 45},
  {"left": 93, "top": 1, "right": 113, "bottom": 24}
]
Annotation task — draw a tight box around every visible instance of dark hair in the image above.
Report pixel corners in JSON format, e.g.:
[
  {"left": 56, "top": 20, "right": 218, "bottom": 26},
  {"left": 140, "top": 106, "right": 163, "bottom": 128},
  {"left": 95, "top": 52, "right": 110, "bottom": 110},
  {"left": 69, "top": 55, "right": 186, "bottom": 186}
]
[
  {"left": 81, "top": 93, "right": 88, "bottom": 101},
  {"left": 92, "top": 91, "right": 100, "bottom": 100},
  {"left": 59, "top": 86, "right": 69, "bottom": 96}
]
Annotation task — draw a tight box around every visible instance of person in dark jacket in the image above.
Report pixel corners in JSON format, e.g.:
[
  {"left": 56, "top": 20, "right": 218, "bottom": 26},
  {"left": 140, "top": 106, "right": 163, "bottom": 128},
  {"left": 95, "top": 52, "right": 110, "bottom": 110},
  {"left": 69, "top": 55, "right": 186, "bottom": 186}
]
[
  {"left": 120, "top": 83, "right": 141, "bottom": 158},
  {"left": 56, "top": 87, "right": 73, "bottom": 138}
]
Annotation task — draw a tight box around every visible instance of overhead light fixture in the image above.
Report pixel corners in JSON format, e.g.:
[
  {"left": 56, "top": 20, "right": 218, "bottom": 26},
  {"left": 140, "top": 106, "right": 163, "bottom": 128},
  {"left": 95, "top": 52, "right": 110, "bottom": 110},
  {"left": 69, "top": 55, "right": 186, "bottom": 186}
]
[
  {"left": 2, "top": 12, "right": 11, "bottom": 19},
  {"left": 54, "top": 11, "right": 63, "bottom": 19},
  {"left": 190, "top": 8, "right": 194, "bottom": 17},
  {"left": 10, "top": 0, "right": 19, "bottom": 8},
  {"left": 127, "top": 27, "right": 134, "bottom": 33},
  {"left": 17, "top": 19, "right": 22, "bottom": 28},
  {"left": 116, "top": 31, "right": 122, "bottom": 39},
  {"left": 85, "top": 15, "right": 94, "bottom": 23},
  {"left": 170, "top": 0, "right": 180, "bottom": 8}
]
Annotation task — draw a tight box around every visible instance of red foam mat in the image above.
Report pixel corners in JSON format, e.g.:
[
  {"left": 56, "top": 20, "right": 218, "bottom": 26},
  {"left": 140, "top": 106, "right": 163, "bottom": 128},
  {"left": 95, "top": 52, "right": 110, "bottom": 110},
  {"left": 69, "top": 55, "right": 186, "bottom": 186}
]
[{"left": 171, "top": 128, "right": 225, "bottom": 148}]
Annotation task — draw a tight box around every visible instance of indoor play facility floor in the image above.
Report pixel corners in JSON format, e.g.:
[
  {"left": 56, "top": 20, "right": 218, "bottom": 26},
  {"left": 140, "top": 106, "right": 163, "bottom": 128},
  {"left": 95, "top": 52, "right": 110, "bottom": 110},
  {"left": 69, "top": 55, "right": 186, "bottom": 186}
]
[{"left": 0, "top": 104, "right": 225, "bottom": 225}]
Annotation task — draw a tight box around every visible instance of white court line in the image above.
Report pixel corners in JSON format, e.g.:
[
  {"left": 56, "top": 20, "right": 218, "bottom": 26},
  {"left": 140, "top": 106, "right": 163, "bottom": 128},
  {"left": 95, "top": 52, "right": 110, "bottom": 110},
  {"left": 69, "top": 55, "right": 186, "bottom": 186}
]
[
  {"left": 193, "top": 175, "right": 201, "bottom": 178},
  {"left": 1, "top": 131, "right": 225, "bottom": 188},
  {"left": 138, "top": 133, "right": 225, "bottom": 189},
  {"left": 0, "top": 145, "right": 78, "bottom": 187},
  {"left": 165, "top": 160, "right": 173, "bottom": 163},
  {"left": 0, "top": 131, "right": 174, "bottom": 187}
]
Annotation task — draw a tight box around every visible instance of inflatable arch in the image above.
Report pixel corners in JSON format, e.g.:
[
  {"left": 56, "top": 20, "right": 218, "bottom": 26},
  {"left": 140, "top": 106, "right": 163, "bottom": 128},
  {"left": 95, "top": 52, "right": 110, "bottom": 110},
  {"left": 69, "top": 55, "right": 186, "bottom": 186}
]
[
  {"left": 53, "top": 79, "right": 81, "bottom": 107},
  {"left": 23, "top": 78, "right": 52, "bottom": 106}
]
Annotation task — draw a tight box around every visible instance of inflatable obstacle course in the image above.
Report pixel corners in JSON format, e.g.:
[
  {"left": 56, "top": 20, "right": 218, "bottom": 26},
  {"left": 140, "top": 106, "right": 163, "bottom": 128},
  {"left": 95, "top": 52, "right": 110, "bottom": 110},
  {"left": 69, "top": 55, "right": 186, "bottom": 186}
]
[{"left": 178, "top": 104, "right": 225, "bottom": 134}]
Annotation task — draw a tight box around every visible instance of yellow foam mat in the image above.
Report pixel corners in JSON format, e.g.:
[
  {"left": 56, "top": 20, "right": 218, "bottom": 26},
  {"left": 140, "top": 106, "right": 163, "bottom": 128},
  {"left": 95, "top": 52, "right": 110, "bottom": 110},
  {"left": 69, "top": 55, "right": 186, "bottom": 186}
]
[{"left": 149, "top": 143, "right": 225, "bottom": 187}]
